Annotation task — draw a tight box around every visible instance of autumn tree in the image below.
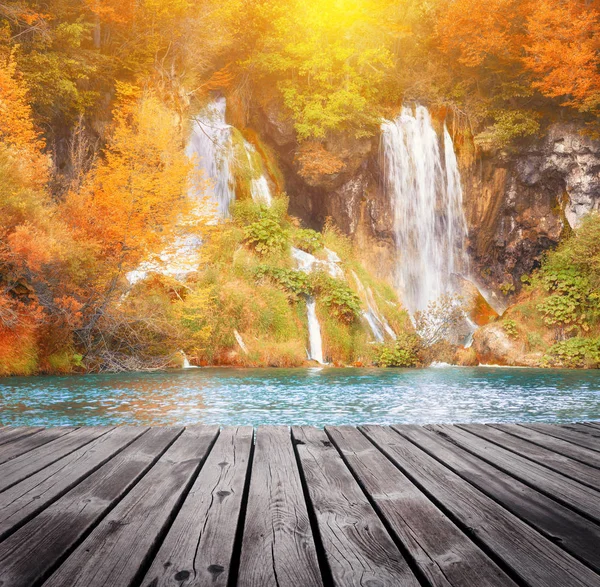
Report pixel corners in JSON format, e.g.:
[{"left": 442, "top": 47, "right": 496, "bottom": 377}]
[
  {"left": 61, "top": 84, "right": 195, "bottom": 358},
  {"left": 0, "top": 51, "right": 79, "bottom": 374},
  {"left": 523, "top": 0, "right": 600, "bottom": 115}
]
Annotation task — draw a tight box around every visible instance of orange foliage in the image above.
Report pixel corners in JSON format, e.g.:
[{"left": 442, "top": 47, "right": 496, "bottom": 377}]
[
  {"left": 436, "top": 0, "right": 527, "bottom": 67},
  {"left": 0, "top": 318, "right": 38, "bottom": 376},
  {"left": 295, "top": 141, "right": 345, "bottom": 183},
  {"left": 0, "top": 53, "right": 48, "bottom": 185},
  {"left": 438, "top": 0, "right": 600, "bottom": 114},
  {"left": 63, "top": 86, "right": 193, "bottom": 279},
  {"left": 84, "top": 0, "right": 136, "bottom": 25},
  {"left": 523, "top": 0, "right": 600, "bottom": 112}
]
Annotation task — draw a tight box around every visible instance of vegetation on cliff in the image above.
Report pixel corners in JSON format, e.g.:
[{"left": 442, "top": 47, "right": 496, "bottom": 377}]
[{"left": 481, "top": 214, "right": 600, "bottom": 368}]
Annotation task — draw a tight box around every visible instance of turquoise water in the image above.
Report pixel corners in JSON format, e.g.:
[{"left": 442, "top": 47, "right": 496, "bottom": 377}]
[{"left": 0, "top": 366, "right": 599, "bottom": 427}]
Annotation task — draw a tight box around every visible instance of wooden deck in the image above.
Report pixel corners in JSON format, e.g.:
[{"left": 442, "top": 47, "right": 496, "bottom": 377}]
[{"left": 0, "top": 423, "right": 599, "bottom": 586}]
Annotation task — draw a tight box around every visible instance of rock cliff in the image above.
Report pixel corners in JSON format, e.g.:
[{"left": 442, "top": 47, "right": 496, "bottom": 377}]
[{"left": 253, "top": 99, "right": 600, "bottom": 309}]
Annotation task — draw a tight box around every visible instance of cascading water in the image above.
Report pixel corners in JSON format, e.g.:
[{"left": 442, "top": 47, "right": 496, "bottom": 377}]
[
  {"left": 187, "top": 97, "right": 236, "bottom": 218},
  {"left": 187, "top": 97, "right": 274, "bottom": 216},
  {"left": 381, "top": 106, "right": 469, "bottom": 315},
  {"left": 351, "top": 271, "right": 396, "bottom": 343},
  {"left": 291, "top": 247, "right": 344, "bottom": 364},
  {"left": 305, "top": 296, "right": 324, "bottom": 364},
  {"left": 128, "top": 97, "right": 274, "bottom": 286}
]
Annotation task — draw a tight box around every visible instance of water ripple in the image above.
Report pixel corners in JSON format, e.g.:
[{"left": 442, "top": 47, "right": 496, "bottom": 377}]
[{"left": 0, "top": 367, "right": 599, "bottom": 427}]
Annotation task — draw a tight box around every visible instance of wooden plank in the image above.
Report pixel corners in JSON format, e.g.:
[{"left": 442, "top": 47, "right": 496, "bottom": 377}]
[
  {"left": 292, "top": 426, "right": 419, "bottom": 587},
  {"left": 0, "top": 427, "right": 76, "bottom": 465},
  {"left": 40, "top": 426, "right": 218, "bottom": 587},
  {"left": 433, "top": 424, "right": 600, "bottom": 523},
  {"left": 362, "top": 425, "right": 600, "bottom": 587},
  {"left": 457, "top": 424, "right": 600, "bottom": 489},
  {"left": 490, "top": 424, "right": 600, "bottom": 468},
  {"left": 237, "top": 426, "right": 323, "bottom": 587},
  {"left": 561, "top": 424, "right": 600, "bottom": 438},
  {"left": 395, "top": 425, "right": 600, "bottom": 573},
  {"left": 524, "top": 424, "right": 600, "bottom": 453},
  {"left": 0, "top": 427, "right": 181, "bottom": 587},
  {"left": 0, "top": 427, "right": 44, "bottom": 447},
  {"left": 141, "top": 426, "right": 253, "bottom": 587},
  {"left": 326, "top": 426, "right": 515, "bottom": 587},
  {"left": 0, "top": 427, "right": 111, "bottom": 492},
  {"left": 0, "top": 426, "right": 147, "bottom": 541},
  {"left": 584, "top": 422, "right": 600, "bottom": 431}
]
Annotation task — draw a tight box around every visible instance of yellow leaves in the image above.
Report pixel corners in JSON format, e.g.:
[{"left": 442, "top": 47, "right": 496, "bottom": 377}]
[
  {"left": 84, "top": 0, "right": 136, "bottom": 25},
  {"left": 0, "top": 52, "right": 48, "bottom": 186},
  {"left": 65, "top": 90, "right": 194, "bottom": 272}
]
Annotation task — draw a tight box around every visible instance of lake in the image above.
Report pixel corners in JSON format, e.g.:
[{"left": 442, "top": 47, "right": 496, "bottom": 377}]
[{"left": 1, "top": 366, "right": 599, "bottom": 427}]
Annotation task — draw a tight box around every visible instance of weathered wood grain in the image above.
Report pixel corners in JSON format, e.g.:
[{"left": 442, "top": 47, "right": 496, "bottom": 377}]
[
  {"left": 293, "top": 426, "right": 419, "bottom": 587},
  {"left": 0, "top": 423, "right": 599, "bottom": 587},
  {"left": 0, "top": 427, "right": 44, "bottom": 447},
  {"left": 237, "top": 426, "right": 324, "bottom": 587},
  {"left": 327, "top": 426, "right": 515, "bottom": 587},
  {"left": 490, "top": 424, "right": 600, "bottom": 468},
  {"left": 0, "top": 427, "right": 76, "bottom": 465},
  {"left": 0, "top": 427, "right": 181, "bottom": 587},
  {"left": 456, "top": 424, "right": 600, "bottom": 488},
  {"left": 432, "top": 424, "right": 600, "bottom": 523},
  {"left": 523, "top": 424, "right": 600, "bottom": 453},
  {"left": 561, "top": 424, "right": 600, "bottom": 438},
  {"left": 41, "top": 426, "right": 217, "bottom": 587},
  {"left": 0, "top": 427, "right": 110, "bottom": 492},
  {"left": 395, "top": 424, "right": 600, "bottom": 573},
  {"left": 0, "top": 426, "right": 146, "bottom": 540},
  {"left": 141, "top": 426, "right": 253, "bottom": 587},
  {"left": 362, "top": 425, "right": 600, "bottom": 587}
]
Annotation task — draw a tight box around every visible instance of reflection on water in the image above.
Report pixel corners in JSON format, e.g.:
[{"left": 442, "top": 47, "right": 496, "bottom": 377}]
[{"left": 0, "top": 367, "right": 599, "bottom": 427}]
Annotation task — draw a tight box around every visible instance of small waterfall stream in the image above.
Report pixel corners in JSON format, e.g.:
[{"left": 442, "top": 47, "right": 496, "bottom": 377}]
[
  {"left": 305, "top": 296, "right": 324, "bottom": 364},
  {"left": 187, "top": 97, "right": 274, "bottom": 216},
  {"left": 187, "top": 97, "right": 236, "bottom": 218},
  {"left": 291, "top": 247, "right": 345, "bottom": 363},
  {"left": 351, "top": 271, "right": 396, "bottom": 342},
  {"left": 381, "top": 106, "right": 468, "bottom": 315}
]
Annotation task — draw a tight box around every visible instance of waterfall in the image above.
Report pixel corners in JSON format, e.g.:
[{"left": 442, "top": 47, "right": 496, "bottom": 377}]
[
  {"left": 244, "top": 142, "right": 273, "bottom": 207},
  {"left": 351, "top": 271, "right": 396, "bottom": 343},
  {"left": 291, "top": 247, "right": 344, "bottom": 364},
  {"left": 305, "top": 296, "right": 325, "bottom": 364},
  {"left": 187, "top": 97, "right": 273, "bottom": 217},
  {"left": 179, "top": 350, "right": 198, "bottom": 369},
  {"left": 381, "top": 106, "right": 468, "bottom": 315},
  {"left": 187, "top": 97, "right": 236, "bottom": 218}
]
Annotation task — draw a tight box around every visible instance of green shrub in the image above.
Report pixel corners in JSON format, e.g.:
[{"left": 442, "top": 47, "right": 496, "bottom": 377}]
[
  {"left": 503, "top": 319, "right": 519, "bottom": 338},
  {"left": 542, "top": 337, "right": 600, "bottom": 369},
  {"left": 292, "top": 228, "right": 323, "bottom": 254},
  {"left": 255, "top": 265, "right": 312, "bottom": 300},
  {"left": 243, "top": 216, "right": 289, "bottom": 256},
  {"left": 231, "top": 196, "right": 288, "bottom": 226},
  {"left": 375, "top": 333, "right": 422, "bottom": 368},
  {"left": 526, "top": 332, "right": 546, "bottom": 352},
  {"left": 311, "top": 272, "right": 361, "bottom": 324}
]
